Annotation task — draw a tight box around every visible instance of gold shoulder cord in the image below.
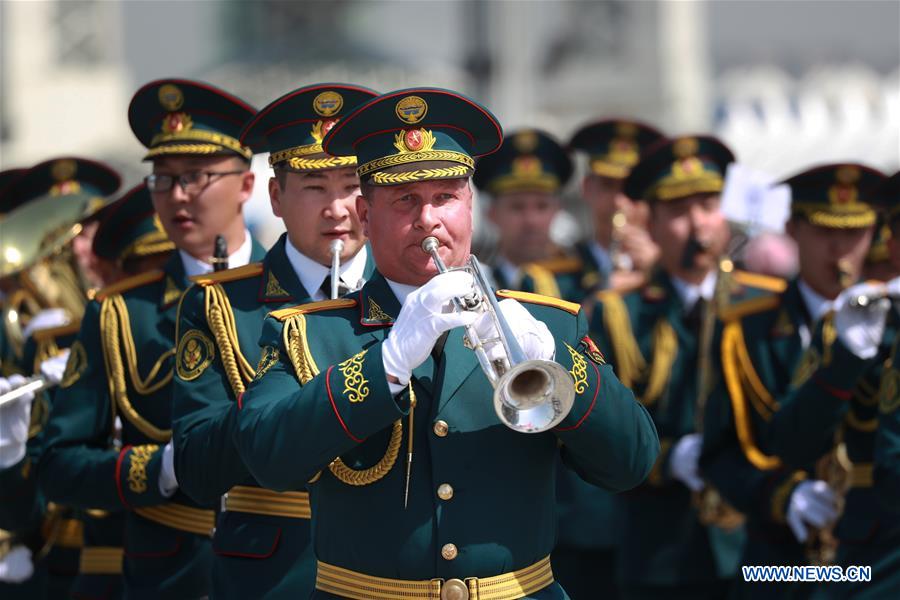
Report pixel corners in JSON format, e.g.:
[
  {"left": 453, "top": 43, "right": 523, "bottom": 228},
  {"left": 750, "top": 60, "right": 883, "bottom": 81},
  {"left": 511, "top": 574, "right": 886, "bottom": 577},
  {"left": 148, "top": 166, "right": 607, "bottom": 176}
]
[
  {"left": 205, "top": 283, "right": 255, "bottom": 397},
  {"left": 721, "top": 321, "right": 782, "bottom": 470},
  {"left": 100, "top": 294, "right": 174, "bottom": 442},
  {"left": 281, "top": 313, "right": 402, "bottom": 487},
  {"left": 598, "top": 291, "right": 676, "bottom": 406}
]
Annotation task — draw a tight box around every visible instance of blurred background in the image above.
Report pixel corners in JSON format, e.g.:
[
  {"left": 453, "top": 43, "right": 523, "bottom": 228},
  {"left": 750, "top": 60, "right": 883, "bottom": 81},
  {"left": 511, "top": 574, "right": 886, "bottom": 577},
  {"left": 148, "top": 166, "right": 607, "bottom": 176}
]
[{"left": 1, "top": 0, "right": 898, "bottom": 248}]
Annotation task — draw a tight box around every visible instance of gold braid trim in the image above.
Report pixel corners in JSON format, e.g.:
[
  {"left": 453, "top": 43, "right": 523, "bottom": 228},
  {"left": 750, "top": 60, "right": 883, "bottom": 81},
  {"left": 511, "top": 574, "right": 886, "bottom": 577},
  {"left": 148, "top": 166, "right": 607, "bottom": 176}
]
[
  {"left": 328, "top": 420, "right": 402, "bottom": 486},
  {"left": 269, "top": 143, "right": 324, "bottom": 165},
  {"left": 522, "top": 264, "right": 562, "bottom": 298},
  {"left": 284, "top": 313, "right": 319, "bottom": 385},
  {"left": 370, "top": 165, "right": 471, "bottom": 185},
  {"left": 205, "top": 284, "right": 255, "bottom": 397},
  {"left": 100, "top": 294, "right": 174, "bottom": 442},
  {"left": 287, "top": 156, "right": 357, "bottom": 171},
  {"left": 33, "top": 338, "right": 61, "bottom": 375},
  {"left": 145, "top": 143, "right": 251, "bottom": 160},
  {"left": 149, "top": 129, "right": 252, "bottom": 159},
  {"left": 792, "top": 207, "right": 876, "bottom": 229},
  {"left": 358, "top": 150, "right": 474, "bottom": 176},
  {"left": 598, "top": 291, "right": 643, "bottom": 387},
  {"left": 721, "top": 321, "right": 782, "bottom": 470},
  {"left": 127, "top": 444, "right": 159, "bottom": 493},
  {"left": 598, "top": 292, "right": 676, "bottom": 406}
]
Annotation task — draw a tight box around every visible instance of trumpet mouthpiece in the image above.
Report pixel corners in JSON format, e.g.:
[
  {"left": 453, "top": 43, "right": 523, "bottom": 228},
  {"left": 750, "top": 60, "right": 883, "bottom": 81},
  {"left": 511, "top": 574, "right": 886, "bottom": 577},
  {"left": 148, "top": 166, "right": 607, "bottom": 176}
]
[
  {"left": 329, "top": 239, "right": 344, "bottom": 254},
  {"left": 421, "top": 237, "right": 440, "bottom": 253}
]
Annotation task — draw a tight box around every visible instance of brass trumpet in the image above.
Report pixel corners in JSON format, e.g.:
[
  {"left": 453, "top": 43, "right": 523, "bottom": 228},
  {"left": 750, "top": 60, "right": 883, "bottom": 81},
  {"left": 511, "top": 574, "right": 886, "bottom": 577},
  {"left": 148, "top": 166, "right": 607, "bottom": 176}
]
[
  {"left": 329, "top": 239, "right": 344, "bottom": 300},
  {"left": 421, "top": 237, "right": 575, "bottom": 433}
]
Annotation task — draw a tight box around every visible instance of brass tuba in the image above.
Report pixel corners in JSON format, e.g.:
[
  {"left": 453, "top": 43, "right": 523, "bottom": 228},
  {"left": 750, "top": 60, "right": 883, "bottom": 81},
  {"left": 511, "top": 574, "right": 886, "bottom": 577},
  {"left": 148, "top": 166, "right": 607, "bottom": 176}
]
[{"left": 421, "top": 236, "right": 575, "bottom": 433}]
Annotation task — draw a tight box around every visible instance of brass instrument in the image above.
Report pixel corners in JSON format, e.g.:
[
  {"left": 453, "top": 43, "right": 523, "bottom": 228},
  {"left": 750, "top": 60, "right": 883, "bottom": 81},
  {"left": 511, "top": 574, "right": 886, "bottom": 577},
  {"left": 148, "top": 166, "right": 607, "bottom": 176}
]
[
  {"left": 329, "top": 239, "right": 345, "bottom": 300},
  {"left": 609, "top": 210, "right": 629, "bottom": 271},
  {"left": 421, "top": 236, "right": 575, "bottom": 433},
  {"left": 806, "top": 441, "right": 852, "bottom": 565},
  {"left": 836, "top": 258, "right": 854, "bottom": 289},
  {"left": 1, "top": 191, "right": 97, "bottom": 361},
  {"left": 211, "top": 235, "right": 229, "bottom": 272},
  {"left": 692, "top": 256, "right": 746, "bottom": 531},
  {"left": 0, "top": 375, "right": 51, "bottom": 408}
]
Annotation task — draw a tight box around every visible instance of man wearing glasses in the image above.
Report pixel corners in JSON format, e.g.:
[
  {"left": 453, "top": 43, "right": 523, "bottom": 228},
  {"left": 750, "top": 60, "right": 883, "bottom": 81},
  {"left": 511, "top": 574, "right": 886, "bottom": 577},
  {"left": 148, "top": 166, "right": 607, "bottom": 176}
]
[{"left": 40, "top": 79, "right": 265, "bottom": 599}]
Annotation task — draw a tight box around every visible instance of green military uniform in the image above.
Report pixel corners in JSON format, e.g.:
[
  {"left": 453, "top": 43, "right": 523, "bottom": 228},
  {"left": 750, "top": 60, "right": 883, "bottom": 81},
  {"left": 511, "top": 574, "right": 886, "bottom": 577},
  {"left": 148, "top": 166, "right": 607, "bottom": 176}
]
[
  {"left": 0, "top": 159, "right": 121, "bottom": 599},
  {"left": 234, "top": 87, "right": 660, "bottom": 599},
  {"left": 40, "top": 80, "right": 263, "bottom": 599},
  {"left": 474, "top": 129, "right": 584, "bottom": 303},
  {"left": 171, "top": 83, "right": 377, "bottom": 599},
  {"left": 701, "top": 164, "right": 888, "bottom": 599},
  {"left": 756, "top": 166, "right": 900, "bottom": 599},
  {"left": 585, "top": 137, "right": 745, "bottom": 599},
  {"left": 566, "top": 119, "right": 666, "bottom": 298}
]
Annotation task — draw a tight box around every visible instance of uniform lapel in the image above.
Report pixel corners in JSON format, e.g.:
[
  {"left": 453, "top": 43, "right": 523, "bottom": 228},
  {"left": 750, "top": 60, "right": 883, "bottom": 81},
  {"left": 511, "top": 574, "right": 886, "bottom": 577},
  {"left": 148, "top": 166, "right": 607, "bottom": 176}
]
[
  {"left": 434, "top": 326, "right": 480, "bottom": 415},
  {"left": 259, "top": 234, "right": 311, "bottom": 303}
]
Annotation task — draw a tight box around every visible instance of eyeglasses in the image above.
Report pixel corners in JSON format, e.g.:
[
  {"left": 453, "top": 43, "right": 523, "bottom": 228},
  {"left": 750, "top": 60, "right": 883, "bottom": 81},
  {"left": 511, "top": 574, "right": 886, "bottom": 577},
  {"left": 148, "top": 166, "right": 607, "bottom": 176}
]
[{"left": 144, "top": 170, "right": 245, "bottom": 194}]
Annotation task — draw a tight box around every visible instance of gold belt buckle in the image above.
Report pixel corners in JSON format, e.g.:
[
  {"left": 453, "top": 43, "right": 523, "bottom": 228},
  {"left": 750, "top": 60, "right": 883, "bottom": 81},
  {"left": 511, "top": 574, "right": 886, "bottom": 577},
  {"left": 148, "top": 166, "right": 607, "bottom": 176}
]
[{"left": 440, "top": 578, "right": 469, "bottom": 600}]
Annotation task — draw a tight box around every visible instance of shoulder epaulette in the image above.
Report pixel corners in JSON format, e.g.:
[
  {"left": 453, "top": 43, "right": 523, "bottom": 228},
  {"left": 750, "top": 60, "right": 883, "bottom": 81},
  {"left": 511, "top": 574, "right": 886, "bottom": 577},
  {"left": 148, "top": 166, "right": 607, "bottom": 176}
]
[
  {"left": 96, "top": 270, "right": 165, "bottom": 300},
  {"left": 496, "top": 289, "right": 580, "bottom": 315},
  {"left": 718, "top": 294, "right": 782, "bottom": 323},
  {"left": 531, "top": 256, "right": 583, "bottom": 274},
  {"left": 32, "top": 321, "right": 82, "bottom": 342},
  {"left": 270, "top": 298, "right": 357, "bottom": 322},
  {"left": 190, "top": 263, "right": 264, "bottom": 286},
  {"left": 731, "top": 270, "right": 787, "bottom": 293}
]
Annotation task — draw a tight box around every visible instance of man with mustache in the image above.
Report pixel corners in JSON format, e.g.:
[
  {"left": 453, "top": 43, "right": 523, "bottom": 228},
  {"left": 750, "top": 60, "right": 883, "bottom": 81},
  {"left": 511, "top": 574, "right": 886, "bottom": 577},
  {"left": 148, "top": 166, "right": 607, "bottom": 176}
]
[
  {"left": 171, "top": 83, "right": 377, "bottom": 598},
  {"left": 701, "top": 163, "right": 886, "bottom": 599},
  {"left": 39, "top": 79, "right": 265, "bottom": 598},
  {"left": 235, "top": 87, "right": 659, "bottom": 598}
]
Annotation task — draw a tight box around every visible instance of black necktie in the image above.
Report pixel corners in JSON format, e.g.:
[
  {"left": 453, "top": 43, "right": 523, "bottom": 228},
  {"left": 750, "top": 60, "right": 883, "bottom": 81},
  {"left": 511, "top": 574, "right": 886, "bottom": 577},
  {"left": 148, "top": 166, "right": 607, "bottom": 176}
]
[
  {"left": 321, "top": 275, "right": 350, "bottom": 299},
  {"left": 685, "top": 298, "right": 707, "bottom": 332}
]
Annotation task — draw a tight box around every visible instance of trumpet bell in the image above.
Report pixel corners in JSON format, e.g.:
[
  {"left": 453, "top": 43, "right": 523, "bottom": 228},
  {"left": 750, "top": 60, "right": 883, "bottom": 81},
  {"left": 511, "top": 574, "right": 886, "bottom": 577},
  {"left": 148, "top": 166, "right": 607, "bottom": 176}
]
[{"left": 494, "top": 359, "right": 575, "bottom": 433}]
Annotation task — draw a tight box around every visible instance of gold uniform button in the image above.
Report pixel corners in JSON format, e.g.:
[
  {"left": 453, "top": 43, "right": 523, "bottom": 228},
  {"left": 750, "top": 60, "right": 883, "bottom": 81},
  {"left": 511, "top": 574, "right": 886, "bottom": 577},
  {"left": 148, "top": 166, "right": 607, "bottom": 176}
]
[
  {"left": 437, "top": 483, "right": 454, "bottom": 501},
  {"left": 441, "top": 543, "right": 458, "bottom": 561},
  {"left": 441, "top": 578, "right": 469, "bottom": 600},
  {"left": 433, "top": 420, "right": 449, "bottom": 437}
]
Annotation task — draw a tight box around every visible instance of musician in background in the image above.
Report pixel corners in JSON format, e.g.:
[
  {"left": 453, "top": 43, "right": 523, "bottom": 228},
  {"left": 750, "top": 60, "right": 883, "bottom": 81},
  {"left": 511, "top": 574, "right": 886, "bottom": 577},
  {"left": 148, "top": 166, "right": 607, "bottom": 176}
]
[
  {"left": 746, "top": 168, "right": 899, "bottom": 598},
  {"left": 234, "top": 87, "right": 658, "bottom": 597},
  {"left": 585, "top": 136, "right": 752, "bottom": 599},
  {"left": 568, "top": 119, "right": 665, "bottom": 296},
  {"left": 171, "top": 83, "right": 376, "bottom": 598},
  {"left": 474, "top": 128, "right": 582, "bottom": 301},
  {"left": 0, "top": 158, "right": 121, "bottom": 598},
  {"left": 701, "top": 163, "right": 885, "bottom": 599},
  {"left": 39, "top": 79, "right": 265, "bottom": 599}
]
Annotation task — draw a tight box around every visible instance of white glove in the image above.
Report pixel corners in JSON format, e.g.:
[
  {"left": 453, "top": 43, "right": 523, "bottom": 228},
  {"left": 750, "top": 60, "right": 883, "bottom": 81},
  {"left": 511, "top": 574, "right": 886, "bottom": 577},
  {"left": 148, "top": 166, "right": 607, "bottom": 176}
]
[
  {"left": 158, "top": 441, "right": 178, "bottom": 498},
  {"left": 39, "top": 348, "right": 71, "bottom": 386},
  {"left": 0, "top": 545, "right": 34, "bottom": 583},
  {"left": 786, "top": 479, "right": 839, "bottom": 543},
  {"left": 833, "top": 281, "right": 891, "bottom": 359},
  {"left": 21, "top": 308, "right": 69, "bottom": 340},
  {"left": 0, "top": 375, "right": 34, "bottom": 469},
  {"left": 471, "top": 299, "right": 555, "bottom": 363},
  {"left": 669, "top": 433, "right": 704, "bottom": 491},
  {"left": 382, "top": 271, "right": 479, "bottom": 391}
]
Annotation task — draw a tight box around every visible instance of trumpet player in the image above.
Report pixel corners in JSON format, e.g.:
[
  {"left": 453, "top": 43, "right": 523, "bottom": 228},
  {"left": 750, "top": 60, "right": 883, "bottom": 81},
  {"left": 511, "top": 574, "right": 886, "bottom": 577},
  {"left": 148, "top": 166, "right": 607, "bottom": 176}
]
[
  {"left": 568, "top": 119, "right": 666, "bottom": 296},
  {"left": 584, "top": 135, "right": 753, "bottom": 599},
  {"left": 234, "top": 87, "right": 659, "bottom": 598},
  {"left": 750, "top": 168, "right": 899, "bottom": 598},
  {"left": 171, "top": 83, "right": 377, "bottom": 598},
  {"left": 0, "top": 157, "right": 121, "bottom": 596},
  {"left": 701, "top": 163, "right": 887, "bottom": 599},
  {"left": 473, "top": 128, "right": 582, "bottom": 301}
]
